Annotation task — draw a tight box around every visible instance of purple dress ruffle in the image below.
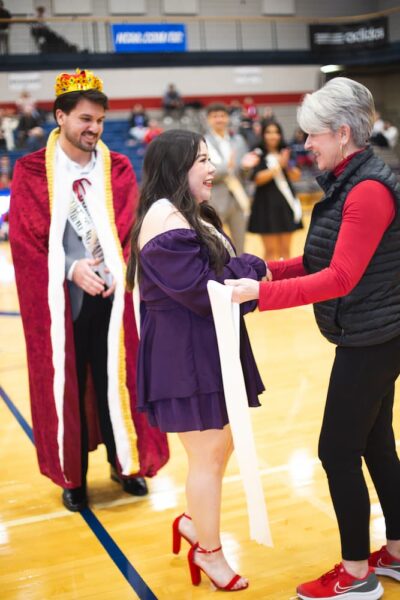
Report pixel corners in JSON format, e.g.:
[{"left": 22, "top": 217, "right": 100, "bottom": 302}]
[{"left": 136, "top": 228, "right": 266, "bottom": 432}]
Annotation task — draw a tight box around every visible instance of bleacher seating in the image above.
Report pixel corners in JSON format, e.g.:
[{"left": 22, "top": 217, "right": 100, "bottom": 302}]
[
  {"left": 102, "top": 119, "right": 145, "bottom": 179},
  {"left": 372, "top": 145, "right": 400, "bottom": 178},
  {"left": 0, "top": 119, "right": 147, "bottom": 181},
  {"left": 4, "top": 117, "right": 398, "bottom": 189}
]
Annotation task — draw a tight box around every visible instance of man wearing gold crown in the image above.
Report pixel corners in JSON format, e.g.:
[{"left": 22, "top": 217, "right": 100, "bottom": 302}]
[{"left": 9, "top": 69, "right": 169, "bottom": 511}]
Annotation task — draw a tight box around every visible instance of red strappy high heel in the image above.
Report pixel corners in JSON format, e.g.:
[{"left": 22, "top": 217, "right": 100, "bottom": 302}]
[
  {"left": 187, "top": 542, "right": 249, "bottom": 591},
  {"left": 172, "top": 513, "right": 194, "bottom": 554}
]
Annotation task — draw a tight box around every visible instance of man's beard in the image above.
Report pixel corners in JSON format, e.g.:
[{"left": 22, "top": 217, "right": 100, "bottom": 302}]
[{"left": 66, "top": 130, "right": 97, "bottom": 152}]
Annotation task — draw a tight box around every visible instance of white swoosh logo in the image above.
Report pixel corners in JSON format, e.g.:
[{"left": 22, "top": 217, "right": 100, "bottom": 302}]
[
  {"left": 333, "top": 581, "right": 367, "bottom": 594},
  {"left": 377, "top": 558, "right": 398, "bottom": 569}
]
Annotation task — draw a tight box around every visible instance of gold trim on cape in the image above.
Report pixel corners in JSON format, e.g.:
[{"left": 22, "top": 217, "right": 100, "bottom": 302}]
[{"left": 45, "top": 130, "right": 139, "bottom": 474}]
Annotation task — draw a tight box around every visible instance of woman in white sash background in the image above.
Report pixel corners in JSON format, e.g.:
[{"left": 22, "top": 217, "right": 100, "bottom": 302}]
[{"left": 245, "top": 120, "right": 303, "bottom": 261}]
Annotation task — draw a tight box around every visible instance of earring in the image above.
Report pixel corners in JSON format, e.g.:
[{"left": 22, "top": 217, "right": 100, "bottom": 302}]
[{"left": 340, "top": 142, "right": 347, "bottom": 159}]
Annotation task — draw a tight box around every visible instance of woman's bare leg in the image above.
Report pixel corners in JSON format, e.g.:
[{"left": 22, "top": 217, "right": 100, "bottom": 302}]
[
  {"left": 179, "top": 432, "right": 234, "bottom": 544},
  {"left": 178, "top": 426, "right": 247, "bottom": 589},
  {"left": 261, "top": 234, "right": 280, "bottom": 260},
  {"left": 278, "top": 232, "right": 293, "bottom": 259}
]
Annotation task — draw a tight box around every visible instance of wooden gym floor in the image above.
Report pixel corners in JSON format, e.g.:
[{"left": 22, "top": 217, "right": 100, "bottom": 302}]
[{"left": 1, "top": 215, "right": 399, "bottom": 599}]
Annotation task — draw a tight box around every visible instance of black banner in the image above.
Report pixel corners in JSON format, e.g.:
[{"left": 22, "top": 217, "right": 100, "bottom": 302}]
[{"left": 310, "top": 17, "right": 388, "bottom": 53}]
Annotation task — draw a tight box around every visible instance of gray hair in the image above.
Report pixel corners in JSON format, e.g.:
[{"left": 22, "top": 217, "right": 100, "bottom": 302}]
[{"left": 297, "top": 77, "right": 375, "bottom": 148}]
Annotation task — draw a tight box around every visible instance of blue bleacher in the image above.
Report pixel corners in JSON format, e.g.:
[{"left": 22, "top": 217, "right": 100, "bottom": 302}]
[
  {"left": 102, "top": 120, "right": 145, "bottom": 180},
  {"left": 1, "top": 119, "right": 146, "bottom": 182}
]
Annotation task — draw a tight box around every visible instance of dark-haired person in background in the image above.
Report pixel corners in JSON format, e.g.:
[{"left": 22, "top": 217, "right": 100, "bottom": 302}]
[
  {"left": 0, "top": 1, "right": 11, "bottom": 54},
  {"left": 9, "top": 69, "right": 168, "bottom": 513},
  {"left": 245, "top": 120, "right": 303, "bottom": 261}
]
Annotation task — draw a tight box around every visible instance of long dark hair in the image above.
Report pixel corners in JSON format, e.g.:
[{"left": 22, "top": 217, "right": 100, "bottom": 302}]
[
  {"left": 260, "top": 119, "right": 286, "bottom": 153},
  {"left": 126, "top": 129, "right": 226, "bottom": 290}
]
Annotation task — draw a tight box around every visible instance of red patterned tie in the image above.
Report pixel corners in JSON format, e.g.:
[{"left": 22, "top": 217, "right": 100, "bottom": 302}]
[{"left": 72, "top": 178, "right": 91, "bottom": 202}]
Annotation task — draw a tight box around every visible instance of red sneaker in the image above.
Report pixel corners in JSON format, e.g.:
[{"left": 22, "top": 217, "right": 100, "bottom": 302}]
[
  {"left": 369, "top": 546, "right": 400, "bottom": 581},
  {"left": 296, "top": 563, "right": 383, "bottom": 599}
]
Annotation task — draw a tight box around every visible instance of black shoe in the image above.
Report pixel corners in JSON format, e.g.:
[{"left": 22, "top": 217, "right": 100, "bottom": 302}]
[
  {"left": 110, "top": 466, "right": 148, "bottom": 497},
  {"left": 62, "top": 486, "right": 88, "bottom": 512}
]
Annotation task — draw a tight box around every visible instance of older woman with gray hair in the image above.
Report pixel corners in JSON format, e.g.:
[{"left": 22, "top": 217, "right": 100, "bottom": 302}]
[{"left": 226, "top": 77, "right": 400, "bottom": 600}]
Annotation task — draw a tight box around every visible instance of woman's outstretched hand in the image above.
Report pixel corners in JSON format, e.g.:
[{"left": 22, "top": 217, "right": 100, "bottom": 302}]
[{"left": 224, "top": 278, "right": 260, "bottom": 303}]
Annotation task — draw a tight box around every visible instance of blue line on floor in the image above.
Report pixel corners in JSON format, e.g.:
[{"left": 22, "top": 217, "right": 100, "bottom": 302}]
[
  {"left": 0, "top": 386, "right": 34, "bottom": 443},
  {"left": 0, "top": 311, "right": 20, "bottom": 317},
  {"left": 0, "top": 386, "right": 158, "bottom": 600},
  {"left": 81, "top": 509, "right": 157, "bottom": 600}
]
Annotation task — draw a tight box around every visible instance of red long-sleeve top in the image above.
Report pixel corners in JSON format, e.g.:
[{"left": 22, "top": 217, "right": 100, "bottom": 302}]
[{"left": 258, "top": 154, "right": 396, "bottom": 311}]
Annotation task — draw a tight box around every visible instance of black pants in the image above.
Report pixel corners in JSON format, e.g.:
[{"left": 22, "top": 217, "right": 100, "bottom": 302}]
[
  {"left": 318, "top": 333, "right": 400, "bottom": 560},
  {"left": 73, "top": 293, "right": 116, "bottom": 486}
]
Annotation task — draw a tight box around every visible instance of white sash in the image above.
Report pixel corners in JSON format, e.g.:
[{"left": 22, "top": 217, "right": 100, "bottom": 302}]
[
  {"left": 133, "top": 267, "right": 141, "bottom": 338},
  {"left": 68, "top": 183, "right": 98, "bottom": 253},
  {"left": 266, "top": 153, "right": 302, "bottom": 223},
  {"left": 201, "top": 219, "right": 236, "bottom": 258},
  {"left": 207, "top": 133, "right": 250, "bottom": 216},
  {"left": 66, "top": 177, "right": 112, "bottom": 287},
  {"left": 208, "top": 281, "right": 272, "bottom": 546}
]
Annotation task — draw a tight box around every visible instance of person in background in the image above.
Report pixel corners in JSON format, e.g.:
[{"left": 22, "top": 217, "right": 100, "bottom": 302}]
[
  {"left": 382, "top": 119, "right": 399, "bottom": 149},
  {"left": 242, "top": 96, "right": 258, "bottom": 122},
  {"left": 260, "top": 105, "right": 276, "bottom": 128},
  {"left": 371, "top": 110, "right": 384, "bottom": 136},
  {"left": 0, "top": 107, "right": 18, "bottom": 151},
  {"left": 128, "top": 103, "right": 149, "bottom": 143},
  {"left": 126, "top": 129, "right": 267, "bottom": 592},
  {"left": 9, "top": 69, "right": 168, "bottom": 513},
  {"left": 238, "top": 112, "right": 262, "bottom": 149},
  {"left": 289, "top": 127, "right": 321, "bottom": 198},
  {"left": 226, "top": 77, "right": 400, "bottom": 600},
  {"left": 289, "top": 128, "right": 314, "bottom": 169},
  {"left": 162, "top": 83, "right": 184, "bottom": 119},
  {"left": 227, "top": 99, "right": 243, "bottom": 133},
  {"left": 0, "top": 153, "right": 11, "bottom": 241},
  {"left": 15, "top": 90, "right": 39, "bottom": 117},
  {"left": 30, "top": 4, "right": 47, "bottom": 43},
  {"left": 245, "top": 120, "right": 303, "bottom": 260},
  {"left": 30, "top": 5, "right": 78, "bottom": 53},
  {"left": 205, "top": 102, "right": 249, "bottom": 255},
  {"left": 0, "top": 154, "right": 12, "bottom": 188},
  {"left": 0, "top": 211, "right": 9, "bottom": 240},
  {"left": 0, "top": 1, "right": 11, "bottom": 54},
  {"left": 142, "top": 118, "right": 163, "bottom": 144},
  {"left": 0, "top": 109, "right": 6, "bottom": 150},
  {"left": 15, "top": 105, "right": 45, "bottom": 151}
]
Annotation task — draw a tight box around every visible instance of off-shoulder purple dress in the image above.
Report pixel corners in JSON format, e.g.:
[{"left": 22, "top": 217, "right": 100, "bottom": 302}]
[{"left": 136, "top": 227, "right": 266, "bottom": 432}]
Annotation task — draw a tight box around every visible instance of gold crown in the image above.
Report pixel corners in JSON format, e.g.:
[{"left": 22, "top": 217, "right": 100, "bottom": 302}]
[{"left": 55, "top": 68, "right": 103, "bottom": 97}]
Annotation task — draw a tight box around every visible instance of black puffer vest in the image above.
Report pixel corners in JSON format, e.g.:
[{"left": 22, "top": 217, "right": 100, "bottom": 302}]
[{"left": 303, "top": 147, "right": 400, "bottom": 347}]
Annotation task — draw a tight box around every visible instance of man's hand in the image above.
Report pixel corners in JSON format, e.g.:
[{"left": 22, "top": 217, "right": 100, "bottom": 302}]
[
  {"left": 72, "top": 258, "right": 107, "bottom": 296},
  {"left": 224, "top": 278, "right": 260, "bottom": 303}
]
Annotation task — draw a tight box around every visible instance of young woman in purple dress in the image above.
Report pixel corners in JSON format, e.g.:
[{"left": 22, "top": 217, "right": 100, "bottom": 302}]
[{"left": 126, "top": 129, "right": 266, "bottom": 591}]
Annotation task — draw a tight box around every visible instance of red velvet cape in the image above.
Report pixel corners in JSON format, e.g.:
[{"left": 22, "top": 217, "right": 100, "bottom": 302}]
[{"left": 9, "top": 147, "right": 169, "bottom": 488}]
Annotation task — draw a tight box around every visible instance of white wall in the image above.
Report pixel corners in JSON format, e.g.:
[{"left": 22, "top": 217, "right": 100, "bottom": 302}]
[{"left": 0, "top": 65, "right": 321, "bottom": 103}]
